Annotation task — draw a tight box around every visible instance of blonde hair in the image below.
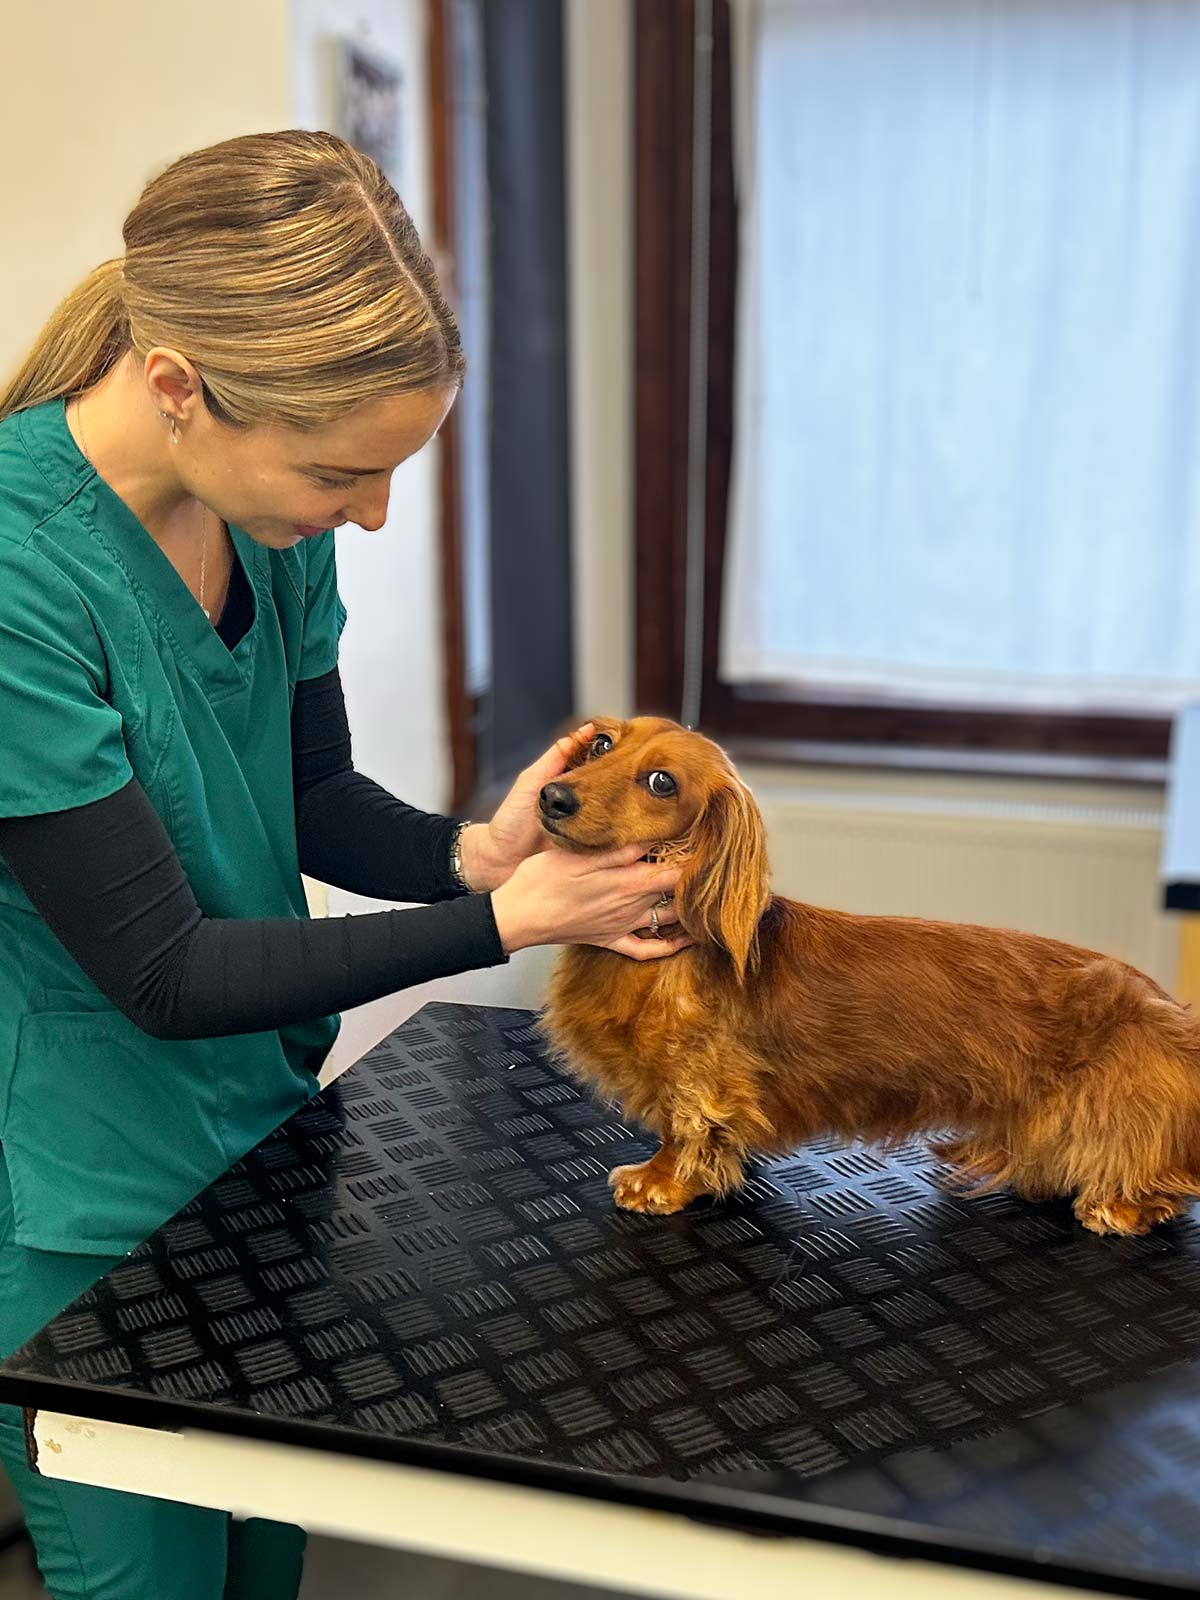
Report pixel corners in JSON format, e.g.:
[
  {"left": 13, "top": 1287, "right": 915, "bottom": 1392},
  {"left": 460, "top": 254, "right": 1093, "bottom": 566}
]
[{"left": 0, "top": 130, "right": 464, "bottom": 429}]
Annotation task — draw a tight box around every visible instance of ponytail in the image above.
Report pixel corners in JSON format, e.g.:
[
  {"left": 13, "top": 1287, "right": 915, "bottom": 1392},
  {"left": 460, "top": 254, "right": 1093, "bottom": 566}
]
[{"left": 0, "top": 259, "right": 129, "bottom": 423}]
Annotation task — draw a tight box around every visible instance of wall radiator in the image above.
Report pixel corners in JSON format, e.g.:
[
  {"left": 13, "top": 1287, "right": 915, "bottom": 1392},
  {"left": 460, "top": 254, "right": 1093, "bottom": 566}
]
[{"left": 747, "top": 769, "right": 1175, "bottom": 989}]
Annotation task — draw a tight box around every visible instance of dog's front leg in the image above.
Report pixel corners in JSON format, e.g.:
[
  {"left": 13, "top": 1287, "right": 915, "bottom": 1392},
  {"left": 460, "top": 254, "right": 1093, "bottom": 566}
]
[{"left": 609, "top": 1122, "right": 748, "bottom": 1215}]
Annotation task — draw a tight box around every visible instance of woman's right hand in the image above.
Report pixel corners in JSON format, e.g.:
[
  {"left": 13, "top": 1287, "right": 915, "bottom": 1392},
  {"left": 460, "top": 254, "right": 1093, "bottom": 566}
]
[{"left": 490, "top": 843, "right": 695, "bottom": 961}]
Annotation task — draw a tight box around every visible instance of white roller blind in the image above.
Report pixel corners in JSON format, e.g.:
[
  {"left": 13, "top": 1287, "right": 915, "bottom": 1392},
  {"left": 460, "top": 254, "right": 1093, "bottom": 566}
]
[{"left": 723, "top": 0, "right": 1200, "bottom": 711}]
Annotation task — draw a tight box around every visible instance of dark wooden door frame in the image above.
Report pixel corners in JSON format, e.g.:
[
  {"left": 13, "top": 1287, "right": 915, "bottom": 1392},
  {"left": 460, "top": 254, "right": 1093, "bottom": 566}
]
[
  {"left": 634, "top": 0, "right": 704, "bottom": 723},
  {"left": 429, "top": 0, "right": 477, "bottom": 814}
]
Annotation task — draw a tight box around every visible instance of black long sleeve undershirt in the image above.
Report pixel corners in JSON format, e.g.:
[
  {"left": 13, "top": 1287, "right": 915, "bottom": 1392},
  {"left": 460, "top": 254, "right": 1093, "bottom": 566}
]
[
  {"left": 0, "top": 584, "right": 507, "bottom": 1041},
  {"left": 290, "top": 666, "right": 469, "bottom": 904}
]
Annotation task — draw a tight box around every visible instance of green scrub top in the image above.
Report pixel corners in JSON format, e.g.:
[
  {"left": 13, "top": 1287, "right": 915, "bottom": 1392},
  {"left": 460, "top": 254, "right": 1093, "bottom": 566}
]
[{"left": 0, "top": 399, "right": 344, "bottom": 1256}]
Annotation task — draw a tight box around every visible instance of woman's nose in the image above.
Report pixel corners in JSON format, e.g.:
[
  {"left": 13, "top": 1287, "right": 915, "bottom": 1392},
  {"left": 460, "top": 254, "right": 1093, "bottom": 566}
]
[{"left": 346, "top": 483, "right": 391, "bottom": 532}]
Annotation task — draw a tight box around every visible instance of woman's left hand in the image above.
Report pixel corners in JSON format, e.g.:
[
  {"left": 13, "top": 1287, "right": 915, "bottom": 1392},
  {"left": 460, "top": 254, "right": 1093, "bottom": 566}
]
[{"left": 458, "top": 722, "right": 595, "bottom": 893}]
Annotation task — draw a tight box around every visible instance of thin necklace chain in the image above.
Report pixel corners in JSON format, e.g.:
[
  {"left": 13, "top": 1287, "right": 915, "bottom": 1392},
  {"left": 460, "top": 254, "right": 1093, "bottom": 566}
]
[{"left": 72, "top": 395, "right": 212, "bottom": 620}]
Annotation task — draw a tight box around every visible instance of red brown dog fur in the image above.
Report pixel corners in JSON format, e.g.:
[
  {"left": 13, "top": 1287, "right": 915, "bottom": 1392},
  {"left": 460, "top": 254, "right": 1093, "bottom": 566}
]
[{"left": 541, "top": 717, "right": 1200, "bottom": 1236}]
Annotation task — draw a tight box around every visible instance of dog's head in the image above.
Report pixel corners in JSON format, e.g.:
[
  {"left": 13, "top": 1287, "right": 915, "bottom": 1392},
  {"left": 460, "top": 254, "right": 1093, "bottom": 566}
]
[{"left": 540, "top": 717, "right": 771, "bottom": 979}]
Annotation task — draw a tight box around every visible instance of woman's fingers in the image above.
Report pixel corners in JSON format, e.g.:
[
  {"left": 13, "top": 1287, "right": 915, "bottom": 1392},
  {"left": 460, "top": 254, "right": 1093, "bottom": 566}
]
[
  {"left": 608, "top": 932, "right": 696, "bottom": 961},
  {"left": 548, "top": 722, "right": 595, "bottom": 769},
  {"left": 524, "top": 723, "right": 596, "bottom": 787},
  {"left": 644, "top": 865, "right": 680, "bottom": 897},
  {"left": 589, "top": 841, "right": 655, "bottom": 870},
  {"left": 639, "top": 897, "right": 680, "bottom": 930},
  {"left": 586, "top": 847, "right": 681, "bottom": 896}
]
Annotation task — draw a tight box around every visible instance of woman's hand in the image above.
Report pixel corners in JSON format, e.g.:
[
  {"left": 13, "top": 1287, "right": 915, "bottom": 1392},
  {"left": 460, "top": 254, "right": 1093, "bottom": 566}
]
[
  {"left": 490, "top": 842, "right": 695, "bottom": 961},
  {"left": 458, "top": 722, "right": 597, "bottom": 893}
]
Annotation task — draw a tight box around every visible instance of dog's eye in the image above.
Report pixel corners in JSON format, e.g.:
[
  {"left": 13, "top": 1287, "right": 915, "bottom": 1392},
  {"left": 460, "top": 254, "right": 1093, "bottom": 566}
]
[
  {"left": 647, "top": 771, "right": 677, "bottom": 798},
  {"left": 589, "top": 734, "right": 614, "bottom": 758}
]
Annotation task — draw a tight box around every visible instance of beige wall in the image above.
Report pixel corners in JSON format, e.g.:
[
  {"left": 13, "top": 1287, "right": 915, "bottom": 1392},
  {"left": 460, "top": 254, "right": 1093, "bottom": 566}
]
[{"left": 0, "top": 0, "right": 292, "bottom": 381}]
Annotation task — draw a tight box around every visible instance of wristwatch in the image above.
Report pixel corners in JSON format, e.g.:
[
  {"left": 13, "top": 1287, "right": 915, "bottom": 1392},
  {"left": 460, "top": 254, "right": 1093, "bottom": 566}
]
[{"left": 449, "top": 819, "right": 472, "bottom": 892}]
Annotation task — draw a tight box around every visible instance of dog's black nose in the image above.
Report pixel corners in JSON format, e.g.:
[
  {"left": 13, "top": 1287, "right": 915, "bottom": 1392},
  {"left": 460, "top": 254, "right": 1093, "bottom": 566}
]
[{"left": 539, "top": 782, "right": 579, "bottom": 820}]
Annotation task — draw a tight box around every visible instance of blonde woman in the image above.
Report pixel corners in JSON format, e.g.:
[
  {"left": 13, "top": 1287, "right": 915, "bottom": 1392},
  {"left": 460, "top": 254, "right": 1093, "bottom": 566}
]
[{"left": 0, "top": 129, "right": 688, "bottom": 1600}]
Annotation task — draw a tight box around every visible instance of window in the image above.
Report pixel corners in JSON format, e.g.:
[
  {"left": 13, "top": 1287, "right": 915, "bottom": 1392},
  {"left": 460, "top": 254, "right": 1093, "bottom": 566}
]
[{"left": 636, "top": 0, "right": 1200, "bottom": 767}]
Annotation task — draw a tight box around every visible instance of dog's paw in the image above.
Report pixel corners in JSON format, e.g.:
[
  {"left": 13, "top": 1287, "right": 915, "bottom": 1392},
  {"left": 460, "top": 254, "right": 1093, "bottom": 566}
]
[
  {"left": 608, "top": 1160, "right": 695, "bottom": 1215},
  {"left": 1075, "top": 1194, "right": 1186, "bottom": 1236}
]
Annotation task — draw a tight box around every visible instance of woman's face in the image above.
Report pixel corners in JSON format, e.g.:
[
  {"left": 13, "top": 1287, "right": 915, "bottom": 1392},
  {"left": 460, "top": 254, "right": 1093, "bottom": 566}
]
[{"left": 183, "top": 383, "right": 457, "bottom": 549}]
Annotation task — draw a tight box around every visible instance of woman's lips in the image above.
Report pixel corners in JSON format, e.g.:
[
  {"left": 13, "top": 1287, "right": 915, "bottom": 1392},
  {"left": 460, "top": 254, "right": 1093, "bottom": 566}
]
[{"left": 292, "top": 524, "right": 325, "bottom": 538}]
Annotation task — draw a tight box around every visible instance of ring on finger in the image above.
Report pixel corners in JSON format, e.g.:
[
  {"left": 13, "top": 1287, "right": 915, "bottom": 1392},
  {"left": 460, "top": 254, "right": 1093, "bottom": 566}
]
[{"left": 649, "top": 906, "right": 661, "bottom": 937}]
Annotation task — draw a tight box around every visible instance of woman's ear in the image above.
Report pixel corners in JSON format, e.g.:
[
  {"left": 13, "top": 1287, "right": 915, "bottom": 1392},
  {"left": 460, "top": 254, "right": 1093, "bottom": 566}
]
[{"left": 676, "top": 778, "right": 771, "bottom": 981}]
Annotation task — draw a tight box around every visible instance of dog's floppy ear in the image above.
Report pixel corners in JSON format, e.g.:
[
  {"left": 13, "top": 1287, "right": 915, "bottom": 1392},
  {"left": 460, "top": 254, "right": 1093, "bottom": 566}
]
[{"left": 676, "top": 777, "right": 770, "bottom": 981}]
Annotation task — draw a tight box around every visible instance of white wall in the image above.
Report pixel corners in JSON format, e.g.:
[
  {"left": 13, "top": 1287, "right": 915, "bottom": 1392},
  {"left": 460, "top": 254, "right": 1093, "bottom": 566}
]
[
  {"left": 567, "top": 0, "right": 635, "bottom": 719},
  {"left": 290, "top": 0, "right": 450, "bottom": 859}
]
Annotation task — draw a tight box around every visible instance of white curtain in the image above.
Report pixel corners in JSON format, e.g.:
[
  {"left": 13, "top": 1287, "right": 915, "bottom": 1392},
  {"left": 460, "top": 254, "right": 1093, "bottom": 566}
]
[{"left": 723, "top": 0, "right": 1200, "bottom": 711}]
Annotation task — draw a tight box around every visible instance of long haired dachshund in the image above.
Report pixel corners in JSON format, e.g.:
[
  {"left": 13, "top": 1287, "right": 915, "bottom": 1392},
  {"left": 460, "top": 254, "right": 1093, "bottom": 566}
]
[{"left": 540, "top": 717, "right": 1200, "bottom": 1236}]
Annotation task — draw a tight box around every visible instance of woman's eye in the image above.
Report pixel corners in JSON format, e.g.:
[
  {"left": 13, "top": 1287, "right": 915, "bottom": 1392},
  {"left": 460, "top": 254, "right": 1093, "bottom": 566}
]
[
  {"left": 647, "top": 771, "right": 677, "bottom": 798},
  {"left": 590, "top": 734, "right": 614, "bottom": 757},
  {"left": 310, "top": 473, "right": 357, "bottom": 490}
]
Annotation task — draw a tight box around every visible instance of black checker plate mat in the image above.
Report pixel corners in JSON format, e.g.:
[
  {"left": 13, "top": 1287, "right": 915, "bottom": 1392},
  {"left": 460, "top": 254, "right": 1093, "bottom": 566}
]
[{"left": 7, "top": 1001, "right": 1200, "bottom": 1592}]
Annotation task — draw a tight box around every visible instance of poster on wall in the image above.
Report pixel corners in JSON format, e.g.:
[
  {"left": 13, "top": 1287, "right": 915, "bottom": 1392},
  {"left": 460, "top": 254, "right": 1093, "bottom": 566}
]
[{"left": 335, "top": 38, "right": 404, "bottom": 186}]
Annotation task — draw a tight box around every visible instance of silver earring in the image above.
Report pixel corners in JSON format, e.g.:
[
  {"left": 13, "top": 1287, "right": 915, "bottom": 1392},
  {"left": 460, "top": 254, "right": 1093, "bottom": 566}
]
[{"left": 159, "top": 410, "right": 179, "bottom": 443}]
